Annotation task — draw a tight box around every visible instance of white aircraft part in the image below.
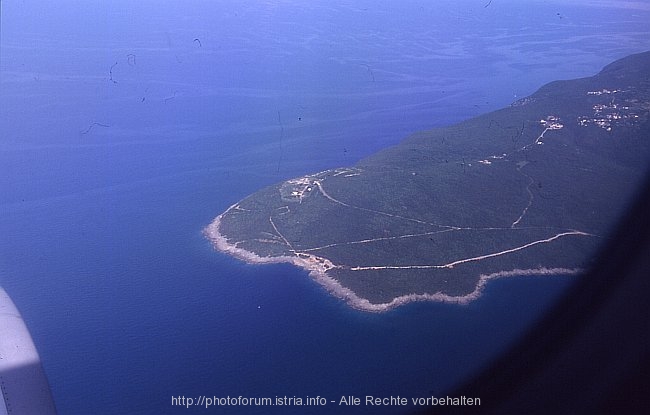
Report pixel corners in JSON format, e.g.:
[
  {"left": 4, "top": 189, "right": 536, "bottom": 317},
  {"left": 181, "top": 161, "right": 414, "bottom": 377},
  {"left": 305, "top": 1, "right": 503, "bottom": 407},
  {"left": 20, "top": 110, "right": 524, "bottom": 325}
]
[{"left": 0, "top": 287, "right": 57, "bottom": 414}]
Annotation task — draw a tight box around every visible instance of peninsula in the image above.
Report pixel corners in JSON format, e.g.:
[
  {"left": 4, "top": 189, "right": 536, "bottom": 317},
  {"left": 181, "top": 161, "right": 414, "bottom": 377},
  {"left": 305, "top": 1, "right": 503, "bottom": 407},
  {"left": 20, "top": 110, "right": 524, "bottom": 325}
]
[{"left": 206, "top": 52, "right": 650, "bottom": 312}]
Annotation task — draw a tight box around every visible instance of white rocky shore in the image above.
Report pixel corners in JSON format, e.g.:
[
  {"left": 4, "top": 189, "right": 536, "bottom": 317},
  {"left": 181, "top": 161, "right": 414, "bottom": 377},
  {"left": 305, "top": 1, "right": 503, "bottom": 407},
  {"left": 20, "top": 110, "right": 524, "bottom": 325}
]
[{"left": 204, "top": 208, "right": 581, "bottom": 312}]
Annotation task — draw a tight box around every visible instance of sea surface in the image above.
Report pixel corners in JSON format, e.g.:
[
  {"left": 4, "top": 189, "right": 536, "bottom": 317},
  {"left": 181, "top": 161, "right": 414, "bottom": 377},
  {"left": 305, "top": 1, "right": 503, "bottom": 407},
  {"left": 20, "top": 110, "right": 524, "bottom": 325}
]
[{"left": 1, "top": 1, "right": 650, "bottom": 414}]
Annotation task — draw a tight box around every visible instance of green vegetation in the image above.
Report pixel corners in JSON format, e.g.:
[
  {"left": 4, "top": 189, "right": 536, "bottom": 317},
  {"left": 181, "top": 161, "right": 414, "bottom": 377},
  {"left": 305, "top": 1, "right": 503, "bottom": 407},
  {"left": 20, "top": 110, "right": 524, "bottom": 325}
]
[{"left": 208, "top": 52, "right": 650, "bottom": 309}]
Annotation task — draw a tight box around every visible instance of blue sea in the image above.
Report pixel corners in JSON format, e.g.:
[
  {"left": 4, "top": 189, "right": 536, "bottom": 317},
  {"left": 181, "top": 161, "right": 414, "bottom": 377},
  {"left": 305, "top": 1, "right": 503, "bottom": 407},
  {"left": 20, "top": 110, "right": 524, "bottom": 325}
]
[{"left": 1, "top": 1, "right": 649, "bottom": 414}]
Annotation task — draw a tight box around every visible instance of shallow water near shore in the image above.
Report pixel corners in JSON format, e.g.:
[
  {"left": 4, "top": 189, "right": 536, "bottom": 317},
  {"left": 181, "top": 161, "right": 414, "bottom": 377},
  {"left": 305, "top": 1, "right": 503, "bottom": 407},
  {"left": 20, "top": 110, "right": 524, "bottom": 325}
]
[
  {"left": 0, "top": 145, "right": 580, "bottom": 414},
  {"left": 2, "top": 1, "right": 650, "bottom": 413}
]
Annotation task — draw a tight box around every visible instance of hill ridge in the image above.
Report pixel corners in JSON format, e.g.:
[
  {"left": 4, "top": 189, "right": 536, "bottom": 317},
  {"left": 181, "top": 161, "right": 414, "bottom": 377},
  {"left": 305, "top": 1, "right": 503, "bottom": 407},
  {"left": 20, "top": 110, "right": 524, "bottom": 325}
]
[{"left": 206, "top": 52, "right": 650, "bottom": 312}]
